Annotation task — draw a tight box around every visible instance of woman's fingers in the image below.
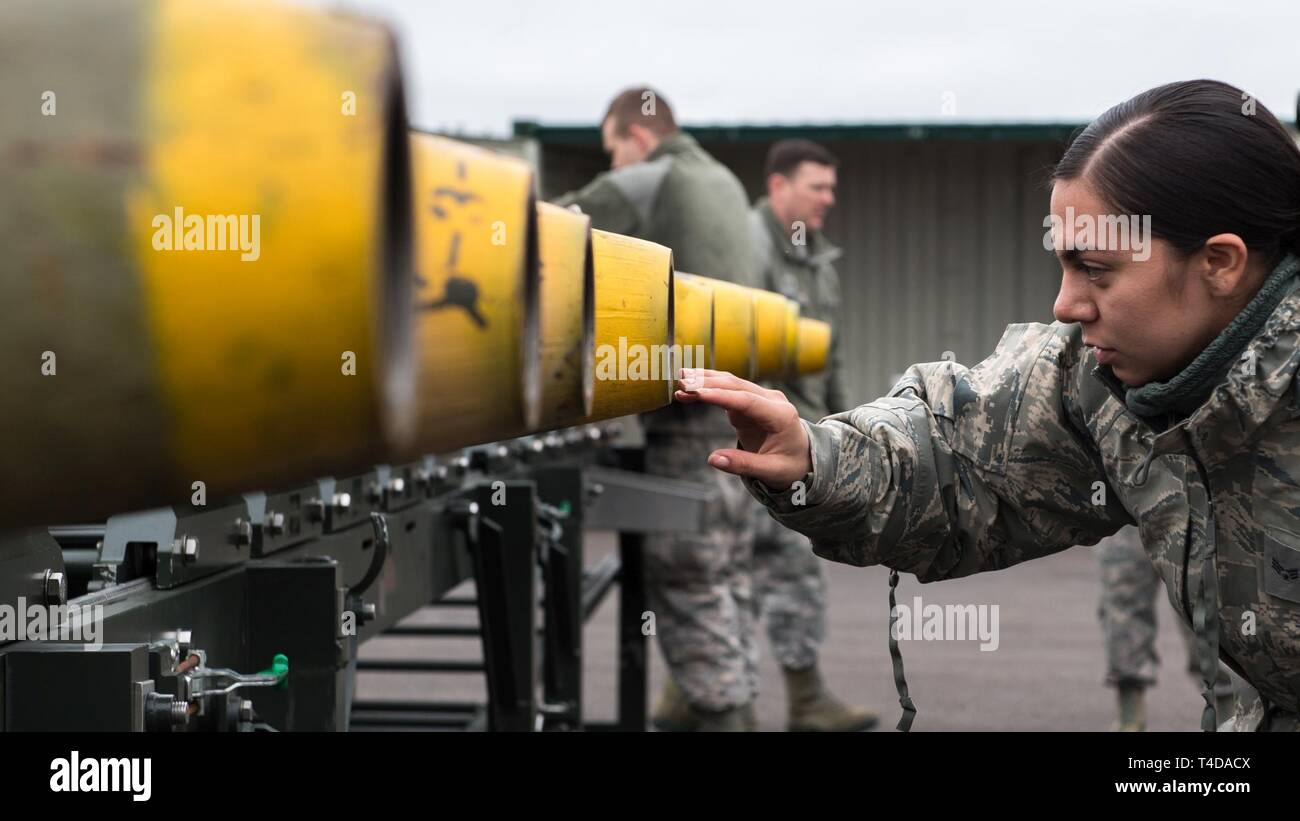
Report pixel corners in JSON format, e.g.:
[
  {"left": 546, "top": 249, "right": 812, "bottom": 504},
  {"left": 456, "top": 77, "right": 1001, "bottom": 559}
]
[
  {"left": 674, "top": 368, "right": 808, "bottom": 486},
  {"left": 677, "top": 368, "right": 779, "bottom": 399},
  {"left": 708, "top": 447, "right": 803, "bottom": 491},
  {"left": 676, "top": 386, "right": 793, "bottom": 431}
]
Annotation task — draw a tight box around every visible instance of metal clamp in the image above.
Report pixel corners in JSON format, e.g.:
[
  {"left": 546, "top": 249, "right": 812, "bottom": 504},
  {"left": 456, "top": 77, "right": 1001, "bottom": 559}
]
[{"left": 188, "top": 654, "right": 290, "bottom": 699}]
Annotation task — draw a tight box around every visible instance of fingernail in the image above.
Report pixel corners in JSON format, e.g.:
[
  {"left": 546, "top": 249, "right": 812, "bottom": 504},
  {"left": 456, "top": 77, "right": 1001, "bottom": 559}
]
[
  {"left": 710, "top": 454, "right": 730, "bottom": 468},
  {"left": 681, "top": 377, "right": 701, "bottom": 390}
]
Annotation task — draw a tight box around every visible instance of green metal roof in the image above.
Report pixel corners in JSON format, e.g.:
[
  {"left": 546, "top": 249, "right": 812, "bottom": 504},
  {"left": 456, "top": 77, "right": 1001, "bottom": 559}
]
[{"left": 513, "top": 119, "right": 1089, "bottom": 145}]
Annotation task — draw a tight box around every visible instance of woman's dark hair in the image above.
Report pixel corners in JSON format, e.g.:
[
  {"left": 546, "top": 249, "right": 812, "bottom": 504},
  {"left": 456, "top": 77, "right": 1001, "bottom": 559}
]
[{"left": 1053, "top": 80, "right": 1300, "bottom": 268}]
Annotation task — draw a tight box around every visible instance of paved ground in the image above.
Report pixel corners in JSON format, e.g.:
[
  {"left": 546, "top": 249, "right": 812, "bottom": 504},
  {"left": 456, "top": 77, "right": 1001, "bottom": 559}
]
[{"left": 356, "top": 531, "right": 1208, "bottom": 731}]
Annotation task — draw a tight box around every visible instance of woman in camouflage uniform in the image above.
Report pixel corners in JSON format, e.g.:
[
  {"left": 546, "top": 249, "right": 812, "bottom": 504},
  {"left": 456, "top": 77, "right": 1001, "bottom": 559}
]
[{"left": 676, "top": 79, "right": 1300, "bottom": 731}]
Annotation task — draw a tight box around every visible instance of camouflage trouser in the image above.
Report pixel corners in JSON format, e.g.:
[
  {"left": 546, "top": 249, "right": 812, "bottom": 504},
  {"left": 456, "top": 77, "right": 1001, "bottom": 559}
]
[
  {"left": 644, "top": 434, "right": 758, "bottom": 711},
  {"left": 1098, "top": 526, "right": 1231, "bottom": 697},
  {"left": 752, "top": 503, "right": 826, "bottom": 670}
]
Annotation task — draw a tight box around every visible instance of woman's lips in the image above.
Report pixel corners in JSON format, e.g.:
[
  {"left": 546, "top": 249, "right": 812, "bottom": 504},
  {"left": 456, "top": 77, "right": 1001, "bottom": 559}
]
[{"left": 1088, "top": 345, "right": 1117, "bottom": 365}]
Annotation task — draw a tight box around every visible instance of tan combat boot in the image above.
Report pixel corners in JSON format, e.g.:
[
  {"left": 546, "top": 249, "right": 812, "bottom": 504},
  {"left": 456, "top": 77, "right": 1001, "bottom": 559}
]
[
  {"left": 651, "top": 677, "right": 699, "bottom": 732},
  {"left": 652, "top": 678, "right": 756, "bottom": 731},
  {"left": 784, "top": 666, "right": 878, "bottom": 732},
  {"left": 1115, "top": 684, "right": 1146, "bottom": 731},
  {"left": 696, "top": 703, "right": 756, "bottom": 732}
]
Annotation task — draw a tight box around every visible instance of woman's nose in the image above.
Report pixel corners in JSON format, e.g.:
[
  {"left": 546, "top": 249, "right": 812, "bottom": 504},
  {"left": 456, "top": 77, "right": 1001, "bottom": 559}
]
[{"left": 1053, "top": 273, "right": 1098, "bottom": 324}]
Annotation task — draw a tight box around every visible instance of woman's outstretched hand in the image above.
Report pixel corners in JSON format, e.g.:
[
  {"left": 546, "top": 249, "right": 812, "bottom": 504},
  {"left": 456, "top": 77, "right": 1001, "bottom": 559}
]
[{"left": 674, "top": 368, "right": 812, "bottom": 491}]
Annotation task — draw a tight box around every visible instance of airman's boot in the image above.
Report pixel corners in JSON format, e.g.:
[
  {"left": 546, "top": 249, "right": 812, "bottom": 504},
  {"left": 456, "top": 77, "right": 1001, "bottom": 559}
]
[
  {"left": 696, "top": 703, "right": 755, "bottom": 732},
  {"left": 784, "top": 665, "right": 878, "bottom": 732},
  {"left": 651, "top": 677, "right": 698, "bottom": 732},
  {"left": 1115, "top": 684, "right": 1146, "bottom": 731},
  {"left": 652, "top": 678, "right": 756, "bottom": 731}
]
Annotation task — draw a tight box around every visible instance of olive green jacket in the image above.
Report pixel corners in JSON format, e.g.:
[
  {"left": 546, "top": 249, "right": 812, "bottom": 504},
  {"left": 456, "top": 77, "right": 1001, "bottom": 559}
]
[
  {"left": 749, "top": 197, "right": 847, "bottom": 421},
  {"left": 557, "top": 132, "right": 755, "bottom": 437}
]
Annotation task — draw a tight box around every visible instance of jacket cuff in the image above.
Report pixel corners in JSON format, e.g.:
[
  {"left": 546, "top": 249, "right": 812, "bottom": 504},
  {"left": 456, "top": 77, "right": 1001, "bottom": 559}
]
[{"left": 742, "top": 419, "right": 837, "bottom": 514}]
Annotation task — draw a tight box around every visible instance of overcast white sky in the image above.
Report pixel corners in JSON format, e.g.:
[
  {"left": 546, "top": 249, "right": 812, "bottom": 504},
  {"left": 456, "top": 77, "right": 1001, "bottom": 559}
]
[{"left": 304, "top": 0, "right": 1300, "bottom": 136}]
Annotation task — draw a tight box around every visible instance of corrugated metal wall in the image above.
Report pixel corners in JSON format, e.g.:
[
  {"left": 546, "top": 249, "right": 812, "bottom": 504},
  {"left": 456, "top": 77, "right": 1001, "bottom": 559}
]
[{"left": 536, "top": 135, "right": 1068, "bottom": 407}]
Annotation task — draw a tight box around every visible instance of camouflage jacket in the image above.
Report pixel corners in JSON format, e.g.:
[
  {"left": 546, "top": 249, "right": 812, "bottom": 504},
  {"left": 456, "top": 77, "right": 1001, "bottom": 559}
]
[
  {"left": 749, "top": 287, "right": 1300, "bottom": 725},
  {"left": 556, "top": 132, "right": 755, "bottom": 438}
]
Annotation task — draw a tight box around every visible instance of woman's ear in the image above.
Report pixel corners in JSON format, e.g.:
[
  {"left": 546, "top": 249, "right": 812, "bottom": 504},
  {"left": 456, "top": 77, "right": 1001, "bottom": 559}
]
[{"left": 1198, "top": 233, "right": 1253, "bottom": 299}]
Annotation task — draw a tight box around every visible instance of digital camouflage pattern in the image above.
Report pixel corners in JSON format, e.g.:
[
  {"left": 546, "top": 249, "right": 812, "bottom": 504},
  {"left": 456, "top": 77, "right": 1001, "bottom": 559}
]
[
  {"left": 1098, "top": 525, "right": 1231, "bottom": 697},
  {"left": 752, "top": 506, "right": 826, "bottom": 670},
  {"left": 1099, "top": 527, "right": 1162, "bottom": 687},
  {"left": 748, "top": 197, "right": 840, "bottom": 671},
  {"left": 645, "top": 432, "right": 758, "bottom": 711},
  {"left": 749, "top": 289, "right": 1300, "bottom": 729}
]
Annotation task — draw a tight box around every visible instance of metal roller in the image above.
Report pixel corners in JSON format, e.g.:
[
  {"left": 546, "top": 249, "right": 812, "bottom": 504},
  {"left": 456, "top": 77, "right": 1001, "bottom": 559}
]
[
  {"left": 406, "top": 132, "right": 540, "bottom": 455},
  {"left": 671, "top": 272, "right": 715, "bottom": 371},
  {"left": 699, "top": 278, "right": 756, "bottom": 380},
  {"left": 0, "top": 0, "right": 414, "bottom": 529},
  {"left": 795, "top": 318, "right": 833, "bottom": 376},
  {"left": 533, "top": 202, "right": 594, "bottom": 431},
  {"left": 587, "top": 230, "right": 674, "bottom": 421},
  {"left": 751, "top": 288, "right": 792, "bottom": 380}
]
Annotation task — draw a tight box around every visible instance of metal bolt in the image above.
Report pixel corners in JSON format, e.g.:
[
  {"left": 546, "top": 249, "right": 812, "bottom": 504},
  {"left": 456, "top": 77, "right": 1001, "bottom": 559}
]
[
  {"left": 171, "top": 700, "right": 190, "bottom": 727},
  {"left": 176, "top": 629, "right": 193, "bottom": 657},
  {"left": 174, "top": 537, "right": 199, "bottom": 563},
  {"left": 43, "top": 570, "right": 66, "bottom": 606},
  {"left": 387, "top": 477, "right": 406, "bottom": 495},
  {"left": 360, "top": 602, "right": 376, "bottom": 621},
  {"left": 239, "top": 699, "right": 254, "bottom": 723},
  {"left": 333, "top": 492, "right": 352, "bottom": 511},
  {"left": 232, "top": 519, "right": 253, "bottom": 546}
]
